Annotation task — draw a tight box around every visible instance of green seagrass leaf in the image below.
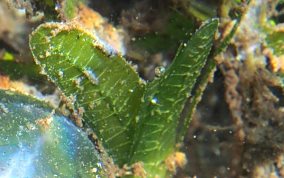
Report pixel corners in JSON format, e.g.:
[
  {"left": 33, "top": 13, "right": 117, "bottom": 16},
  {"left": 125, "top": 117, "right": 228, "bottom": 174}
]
[
  {"left": 180, "top": 1, "right": 249, "bottom": 141},
  {"left": 62, "top": 0, "right": 86, "bottom": 19},
  {"left": 0, "top": 61, "right": 43, "bottom": 80},
  {"left": 266, "top": 31, "right": 284, "bottom": 56},
  {"left": 29, "top": 23, "right": 144, "bottom": 166},
  {"left": 130, "top": 19, "right": 218, "bottom": 177}
]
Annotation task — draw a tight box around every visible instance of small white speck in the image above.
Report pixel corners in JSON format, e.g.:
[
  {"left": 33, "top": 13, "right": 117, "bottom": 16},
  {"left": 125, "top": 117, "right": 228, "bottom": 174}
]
[
  {"left": 83, "top": 68, "right": 99, "bottom": 85},
  {"left": 150, "top": 97, "right": 158, "bottom": 104}
]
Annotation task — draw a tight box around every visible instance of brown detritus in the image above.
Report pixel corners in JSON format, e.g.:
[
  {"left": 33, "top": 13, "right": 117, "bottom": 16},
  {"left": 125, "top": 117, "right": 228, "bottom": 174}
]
[
  {"left": 35, "top": 111, "right": 54, "bottom": 130},
  {"left": 165, "top": 152, "right": 187, "bottom": 173},
  {"left": 103, "top": 157, "right": 119, "bottom": 178},
  {"left": 263, "top": 48, "right": 284, "bottom": 73},
  {"left": 60, "top": 94, "right": 76, "bottom": 111},
  {"left": 219, "top": 20, "right": 237, "bottom": 41},
  {"left": 218, "top": 0, "right": 247, "bottom": 21},
  {"left": 58, "top": 97, "right": 71, "bottom": 116},
  {"left": 70, "top": 106, "right": 85, "bottom": 127},
  {"left": 274, "top": 25, "right": 284, "bottom": 33},
  {"left": 276, "top": 155, "right": 284, "bottom": 177},
  {"left": 0, "top": 75, "right": 42, "bottom": 96},
  {"left": 111, "top": 162, "right": 147, "bottom": 178},
  {"left": 0, "top": 75, "right": 60, "bottom": 107},
  {"left": 76, "top": 3, "right": 106, "bottom": 30},
  {"left": 220, "top": 57, "right": 284, "bottom": 177},
  {"left": 89, "top": 133, "right": 121, "bottom": 178},
  {"left": 220, "top": 60, "right": 245, "bottom": 142},
  {"left": 112, "top": 164, "right": 131, "bottom": 177},
  {"left": 182, "top": 57, "right": 284, "bottom": 177},
  {"left": 70, "top": 109, "right": 84, "bottom": 128},
  {"left": 78, "top": 107, "right": 85, "bottom": 116},
  {"left": 0, "top": 75, "right": 11, "bottom": 89},
  {"left": 89, "top": 133, "right": 103, "bottom": 154},
  {"left": 73, "top": 3, "right": 125, "bottom": 54},
  {"left": 59, "top": 94, "right": 84, "bottom": 127},
  {"left": 131, "top": 162, "right": 147, "bottom": 178},
  {"left": 205, "top": 1, "right": 284, "bottom": 176},
  {"left": 97, "top": 161, "right": 147, "bottom": 177},
  {"left": 5, "top": 0, "right": 33, "bottom": 17}
]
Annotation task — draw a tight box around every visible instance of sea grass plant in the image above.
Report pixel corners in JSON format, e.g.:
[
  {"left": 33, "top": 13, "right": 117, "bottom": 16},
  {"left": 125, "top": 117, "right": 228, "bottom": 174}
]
[{"left": 4, "top": 0, "right": 277, "bottom": 177}]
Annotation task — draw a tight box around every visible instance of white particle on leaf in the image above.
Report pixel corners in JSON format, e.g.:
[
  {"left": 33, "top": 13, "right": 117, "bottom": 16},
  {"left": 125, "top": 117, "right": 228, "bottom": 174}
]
[
  {"left": 150, "top": 97, "right": 158, "bottom": 104},
  {"left": 55, "top": 3, "right": 61, "bottom": 10},
  {"left": 73, "top": 76, "right": 84, "bottom": 90},
  {"left": 91, "top": 167, "right": 97, "bottom": 173},
  {"left": 96, "top": 162, "right": 103, "bottom": 168},
  {"left": 57, "top": 70, "right": 64, "bottom": 78},
  {"left": 0, "top": 103, "right": 8, "bottom": 114},
  {"left": 88, "top": 102, "right": 95, "bottom": 109},
  {"left": 135, "top": 116, "right": 140, "bottom": 123},
  {"left": 45, "top": 51, "right": 51, "bottom": 57},
  {"left": 154, "top": 66, "right": 165, "bottom": 77},
  {"left": 44, "top": 36, "right": 51, "bottom": 43},
  {"left": 83, "top": 68, "right": 99, "bottom": 85}
]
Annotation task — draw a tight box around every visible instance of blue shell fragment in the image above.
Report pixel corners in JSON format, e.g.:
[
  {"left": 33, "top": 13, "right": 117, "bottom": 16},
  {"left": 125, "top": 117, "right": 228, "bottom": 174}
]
[{"left": 0, "top": 90, "right": 105, "bottom": 177}]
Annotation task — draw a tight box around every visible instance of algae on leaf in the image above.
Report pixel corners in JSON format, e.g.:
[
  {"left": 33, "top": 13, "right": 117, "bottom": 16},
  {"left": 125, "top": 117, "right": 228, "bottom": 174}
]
[
  {"left": 29, "top": 18, "right": 218, "bottom": 177},
  {"left": 130, "top": 19, "right": 218, "bottom": 177},
  {"left": 29, "top": 23, "right": 144, "bottom": 166},
  {"left": 266, "top": 31, "right": 284, "bottom": 56}
]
